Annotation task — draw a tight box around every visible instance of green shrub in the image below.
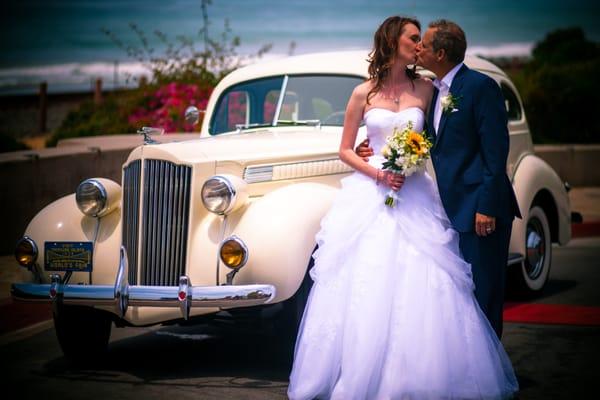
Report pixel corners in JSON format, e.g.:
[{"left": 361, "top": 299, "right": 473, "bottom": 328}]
[
  {"left": 47, "top": 95, "right": 134, "bottom": 147},
  {"left": 507, "top": 28, "right": 600, "bottom": 144}
]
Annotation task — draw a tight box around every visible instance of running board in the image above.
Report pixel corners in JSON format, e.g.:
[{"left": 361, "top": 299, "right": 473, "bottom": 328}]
[{"left": 507, "top": 253, "right": 525, "bottom": 266}]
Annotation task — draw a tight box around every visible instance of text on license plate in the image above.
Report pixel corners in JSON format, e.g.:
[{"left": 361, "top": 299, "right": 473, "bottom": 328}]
[{"left": 44, "top": 242, "right": 93, "bottom": 272}]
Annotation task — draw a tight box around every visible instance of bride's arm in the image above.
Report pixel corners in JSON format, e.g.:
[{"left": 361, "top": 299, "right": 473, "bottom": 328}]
[{"left": 338, "top": 84, "right": 380, "bottom": 181}]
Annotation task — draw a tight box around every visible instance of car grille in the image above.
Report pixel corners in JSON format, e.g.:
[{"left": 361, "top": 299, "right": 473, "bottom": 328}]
[{"left": 122, "top": 159, "right": 192, "bottom": 286}]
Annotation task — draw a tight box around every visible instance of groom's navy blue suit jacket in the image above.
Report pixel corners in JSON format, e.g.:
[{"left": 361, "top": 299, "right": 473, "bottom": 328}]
[{"left": 428, "top": 64, "right": 521, "bottom": 232}]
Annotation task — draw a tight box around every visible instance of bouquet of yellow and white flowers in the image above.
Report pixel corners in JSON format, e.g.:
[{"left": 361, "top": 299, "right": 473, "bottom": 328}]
[{"left": 380, "top": 121, "right": 433, "bottom": 207}]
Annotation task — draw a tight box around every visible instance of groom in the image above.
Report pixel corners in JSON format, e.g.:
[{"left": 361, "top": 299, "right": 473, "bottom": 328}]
[{"left": 358, "top": 20, "right": 521, "bottom": 338}]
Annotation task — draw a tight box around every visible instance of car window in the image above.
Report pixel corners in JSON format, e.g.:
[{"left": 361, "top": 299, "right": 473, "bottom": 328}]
[
  {"left": 500, "top": 82, "right": 523, "bottom": 122},
  {"left": 211, "top": 76, "right": 284, "bottom": 134},
  {"left": 210, "top": 75, "right": 364, "bottom": 135}
]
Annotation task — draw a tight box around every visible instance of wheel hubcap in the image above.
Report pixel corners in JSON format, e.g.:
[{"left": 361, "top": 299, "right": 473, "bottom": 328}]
[{"left": 525, "top": 217, "right": 545, "bottom": 280}]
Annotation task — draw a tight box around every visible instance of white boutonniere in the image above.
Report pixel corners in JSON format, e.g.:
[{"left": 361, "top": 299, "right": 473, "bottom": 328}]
[{"left": 440, "top": 92, "right": 460, "bottom": 114}]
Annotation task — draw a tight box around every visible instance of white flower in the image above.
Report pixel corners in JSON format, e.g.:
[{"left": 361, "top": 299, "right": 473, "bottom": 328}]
[
  {"left": 394, "top": 157, "right": 405, "bottom": 168},
  {"left": 440, "top": 92, "right": 460, "bottom": 113},
  {"left": 381, "top": 144, "right": 392, "bottom": 158},
  {"left": 404, "top": 166, "right": 417, "bottom": 176},
  {"left": 440, "top": 95, "right": 452, "bottom": 109}
]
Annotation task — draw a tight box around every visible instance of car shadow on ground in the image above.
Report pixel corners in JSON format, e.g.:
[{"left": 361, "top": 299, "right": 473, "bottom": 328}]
[
  {"left": 38, "top": 322, "right": 293, "bottom": 389},
  {"left": 505, "top": 278, "right": 577, "bottom": 302}
]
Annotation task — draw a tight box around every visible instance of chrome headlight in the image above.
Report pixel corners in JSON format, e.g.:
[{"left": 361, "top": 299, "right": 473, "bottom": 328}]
[
  {"left": 201, "top": 175, "right": 248, "bottom": 215},
  {"left": 15, "top": 236, "right": 38, "bottom": 268},
  {"left": 76, "top": 178, "right": 121, "bottom": 217}
]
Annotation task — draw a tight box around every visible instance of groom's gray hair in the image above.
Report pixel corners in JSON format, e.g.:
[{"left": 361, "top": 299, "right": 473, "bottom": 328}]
[{"left": 429, "top": 19, "right": 467, "bottom": 63}]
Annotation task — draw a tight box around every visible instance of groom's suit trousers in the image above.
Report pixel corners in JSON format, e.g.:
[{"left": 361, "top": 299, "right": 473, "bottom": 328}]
[{"left": 458, "top": 222, "right": 512, "bottom": 339}]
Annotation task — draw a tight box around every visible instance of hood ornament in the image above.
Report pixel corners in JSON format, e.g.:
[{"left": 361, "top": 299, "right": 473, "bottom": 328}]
[{"left": 138, "top": 127, "right": 164, "bottom": 145}]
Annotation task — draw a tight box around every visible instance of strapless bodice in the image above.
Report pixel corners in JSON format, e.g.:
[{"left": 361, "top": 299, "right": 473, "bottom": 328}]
[{"left": 363, "top": 107, "right": 426, "bottom": 158}]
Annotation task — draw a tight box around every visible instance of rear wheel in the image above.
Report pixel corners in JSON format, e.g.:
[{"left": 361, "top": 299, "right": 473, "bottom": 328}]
[
  {"left": 53, "top": 305, "right": 112, "bottom": 363},
  {"left": 508, "top": 205, "right": 552, "bottom": 296}
]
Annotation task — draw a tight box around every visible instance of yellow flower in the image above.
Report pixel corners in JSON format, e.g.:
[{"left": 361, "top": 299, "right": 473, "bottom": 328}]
[{"left": 407, "top": 131, "right": 426, "bottom": 155}]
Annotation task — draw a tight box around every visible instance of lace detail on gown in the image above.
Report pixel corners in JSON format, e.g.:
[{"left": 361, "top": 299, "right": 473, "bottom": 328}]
[{"left": 287, "top": 107, "right": 519, "bottom": 400}]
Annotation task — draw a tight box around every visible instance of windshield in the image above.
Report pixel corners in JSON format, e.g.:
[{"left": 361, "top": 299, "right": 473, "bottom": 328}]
[{"left": 209, "top": 74, "right": 364, "bottom": 135}]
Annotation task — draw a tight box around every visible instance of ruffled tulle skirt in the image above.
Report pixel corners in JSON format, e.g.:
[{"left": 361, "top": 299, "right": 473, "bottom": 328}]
[{"left": 287, "top": 165, "right": 519, "bottom": 400}]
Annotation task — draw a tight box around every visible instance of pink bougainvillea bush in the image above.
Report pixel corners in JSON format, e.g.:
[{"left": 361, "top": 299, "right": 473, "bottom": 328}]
[{"left": 129, "top": 82, "right": 213, "bottom": 133}]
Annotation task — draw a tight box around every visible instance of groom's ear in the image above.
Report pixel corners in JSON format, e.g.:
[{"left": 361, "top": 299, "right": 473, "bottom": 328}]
[{"left": 435, "top": 48, "right": 446, "bottom": 62}]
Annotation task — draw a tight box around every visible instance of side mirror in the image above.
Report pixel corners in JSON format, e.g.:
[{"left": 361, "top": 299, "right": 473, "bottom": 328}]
[{"left": 185, "top": 106, "right": 205, "bottom": 126}]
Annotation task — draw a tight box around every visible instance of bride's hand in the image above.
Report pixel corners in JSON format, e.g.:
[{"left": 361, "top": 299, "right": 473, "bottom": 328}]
[{"left": 380, "top": 170, "right": 405, "bottom": 191}]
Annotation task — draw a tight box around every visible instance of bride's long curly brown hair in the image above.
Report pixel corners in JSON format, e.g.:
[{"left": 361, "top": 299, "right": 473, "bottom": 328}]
[{"left": 367, "top": 16, "right": 421, "bottom": 104}]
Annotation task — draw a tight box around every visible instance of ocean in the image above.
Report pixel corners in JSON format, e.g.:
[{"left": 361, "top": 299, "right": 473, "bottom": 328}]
[{"left": 1, "top": 0, "right": 598, "bottom": 94}]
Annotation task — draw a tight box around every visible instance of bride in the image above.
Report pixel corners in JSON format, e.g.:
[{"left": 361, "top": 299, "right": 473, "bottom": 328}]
[{"left": 287, "top": 16, "right": 519, "bottom": 400}]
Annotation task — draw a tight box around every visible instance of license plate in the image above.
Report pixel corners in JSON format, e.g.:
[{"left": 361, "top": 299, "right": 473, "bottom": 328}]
[{"left": 44, "top": 242, "right": 93, "bottom": 272}]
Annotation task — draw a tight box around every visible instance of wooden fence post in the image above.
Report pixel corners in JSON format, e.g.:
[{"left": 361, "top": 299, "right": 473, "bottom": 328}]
[
  {"left": 94, "top": 78, "right": 103, "bottom": 104},
  {"left": 39, "top": 82, "right": 47, "bottom": 134}
]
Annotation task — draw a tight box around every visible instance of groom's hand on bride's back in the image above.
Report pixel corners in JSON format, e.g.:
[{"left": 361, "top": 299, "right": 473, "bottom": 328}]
[{"left": 355, "top": 139, "right": 374, "bottom": 161}]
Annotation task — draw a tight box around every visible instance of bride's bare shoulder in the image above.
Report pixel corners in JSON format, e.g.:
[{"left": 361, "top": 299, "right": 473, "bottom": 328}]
[{"left": 352, "top": 80, "right": 374, "bottom": 99}]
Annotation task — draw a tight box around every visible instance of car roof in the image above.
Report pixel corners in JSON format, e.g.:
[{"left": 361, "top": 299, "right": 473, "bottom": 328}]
[{"left": 218, "top": 50, "right": 507, "bottom": 87}]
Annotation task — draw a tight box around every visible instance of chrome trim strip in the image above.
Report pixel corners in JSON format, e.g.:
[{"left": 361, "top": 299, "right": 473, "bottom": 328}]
[
  {"left": 272, "top": 75, "right": 289, "bottom": 127},
  {"left": 244, "top": 158, "right": 352, "bottom": 183},
  {"left": 243, "top": 166, "right": 274, "bottom": 183}
]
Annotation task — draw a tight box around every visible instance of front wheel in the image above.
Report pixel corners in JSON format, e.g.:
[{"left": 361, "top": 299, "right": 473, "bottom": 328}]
[
  {"left": 53, "top": 305, "right": 112, "bottom": 363},
  {"left": 509, "top": 205, "right": 552, "bottom": 296}
]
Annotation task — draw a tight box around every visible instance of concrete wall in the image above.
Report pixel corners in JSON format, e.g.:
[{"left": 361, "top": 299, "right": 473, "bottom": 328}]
[
  {"left": 1, "top": 138, "right": 599, "bottom": 255},
  {"left": 533, "top": 145, "right": 600, "bottom": 187}
]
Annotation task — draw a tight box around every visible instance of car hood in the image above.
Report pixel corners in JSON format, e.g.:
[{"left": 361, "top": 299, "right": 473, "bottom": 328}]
[{"left": 127, "top": 127, "right": 362, "bottom": 166}]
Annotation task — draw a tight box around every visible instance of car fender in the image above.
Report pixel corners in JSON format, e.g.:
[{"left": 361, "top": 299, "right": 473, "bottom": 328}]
[
  {"left": 23, "top": 193, "right": 122, "bottom": 285},
  {"left": 222, "top": 182, "right": 338, "bottom": 303},
  {"left": 510, "top": 153, "right": 571, "bottom": 255}
]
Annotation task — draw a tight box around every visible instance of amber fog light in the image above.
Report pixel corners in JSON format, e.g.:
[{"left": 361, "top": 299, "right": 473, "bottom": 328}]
[
  {"left": 219, "top": 236, "right": 248, "bottom": 269},
  {"left": 15, "top": 236, "right": 38, "bottom": 267}
]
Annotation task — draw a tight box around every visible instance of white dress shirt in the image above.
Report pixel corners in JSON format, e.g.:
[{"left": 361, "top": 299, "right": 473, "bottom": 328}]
[{"left": 433, "top": 62, "right": 464, "bottom": 133}]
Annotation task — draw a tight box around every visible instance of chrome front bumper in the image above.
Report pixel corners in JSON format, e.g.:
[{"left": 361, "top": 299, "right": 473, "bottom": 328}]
[{"left": 11, "top": 247, "right": 276, "bottom": 320}]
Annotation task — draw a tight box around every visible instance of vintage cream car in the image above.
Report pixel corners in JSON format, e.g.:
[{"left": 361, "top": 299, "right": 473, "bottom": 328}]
[{"left": 12, "top": 50, "right": 571, "bottom": 360}]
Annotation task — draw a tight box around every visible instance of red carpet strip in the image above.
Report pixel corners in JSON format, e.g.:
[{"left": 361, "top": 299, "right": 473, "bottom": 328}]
[
  {"left": 503, "top": 302, "right": 600, "bottom": 326},
  {"left": 0, "top": 300, "right": 52, "bottom": 335},
  {"left": 571, "top": 221, "right": 600, "bottom": 238}
]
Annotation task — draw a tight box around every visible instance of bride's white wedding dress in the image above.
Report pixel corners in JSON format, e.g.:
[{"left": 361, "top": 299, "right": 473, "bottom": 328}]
[{"left": 287, "top": 107, "right": 519, "bottom": 400}]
